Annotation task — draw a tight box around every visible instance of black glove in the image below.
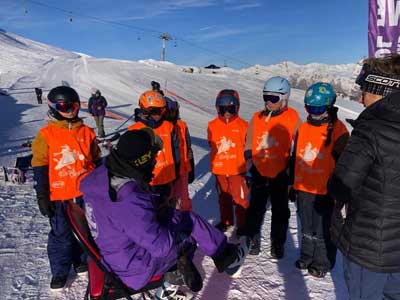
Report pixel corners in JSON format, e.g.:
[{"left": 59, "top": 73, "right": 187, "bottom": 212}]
[{"left": 37, "top": 193, "right": 55, "bottom": 218}]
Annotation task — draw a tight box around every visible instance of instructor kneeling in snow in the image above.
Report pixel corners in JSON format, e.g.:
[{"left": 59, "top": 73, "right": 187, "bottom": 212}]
[{"left": 80, "top": 128, "right": 249, "bottom": 300}]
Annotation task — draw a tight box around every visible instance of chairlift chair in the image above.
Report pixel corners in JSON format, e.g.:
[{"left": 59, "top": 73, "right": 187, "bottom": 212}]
[{"left": 65, "top": 201, "right": 164, "bottom": 300}]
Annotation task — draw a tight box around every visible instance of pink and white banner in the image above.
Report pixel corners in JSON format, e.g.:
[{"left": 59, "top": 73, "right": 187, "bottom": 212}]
[{"left": 368, "top": 0, "right": 400, "bottom": 57}]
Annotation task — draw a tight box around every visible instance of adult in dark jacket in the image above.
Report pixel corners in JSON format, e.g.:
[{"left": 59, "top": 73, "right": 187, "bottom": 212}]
[
  {"left": 88, "top": 88, "right": 108, "bottom": 137},
  {"left": 35, "top": 87, "right": 43, "bottom": 104},
  {"left": 328, "top": 54, "right": 400, "bottom": 300}
]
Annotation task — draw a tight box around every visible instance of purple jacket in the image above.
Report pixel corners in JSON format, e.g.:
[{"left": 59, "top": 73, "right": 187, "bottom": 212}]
[
  {"left": 88, "top": 95, "right": 107, "bottom": 116},
  {"left": 80, "top": 165, "right": 226, "bottom": 290},
  {"left": 80, "top": 165, "right": 180, "bottom": 289}
]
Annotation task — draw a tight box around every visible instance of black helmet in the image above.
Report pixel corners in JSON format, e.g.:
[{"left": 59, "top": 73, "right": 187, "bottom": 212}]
[
  {"left": 48, "top": 86, "right": 80, "bottom": 104},
  {"left": 47, "top": 86, "right": 80, "bottom": 120}
]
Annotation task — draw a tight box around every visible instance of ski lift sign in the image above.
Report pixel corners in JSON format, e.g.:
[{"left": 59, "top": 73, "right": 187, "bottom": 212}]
[{"left": 369, "top": 0, "right": 400, "bottom": 57}]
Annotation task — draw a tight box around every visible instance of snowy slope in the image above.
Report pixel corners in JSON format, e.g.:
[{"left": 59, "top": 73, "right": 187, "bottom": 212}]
[
  {"left": 0, "top": 31, "right": 363, "bottom": 300},
  {"left": 0, "top": 29, "right": 80, "bottom": 89}
]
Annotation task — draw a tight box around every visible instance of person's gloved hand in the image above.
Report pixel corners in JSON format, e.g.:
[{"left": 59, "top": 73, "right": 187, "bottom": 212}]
[{"left": 37, "top": 193, "right": 55, "bottom": 218}]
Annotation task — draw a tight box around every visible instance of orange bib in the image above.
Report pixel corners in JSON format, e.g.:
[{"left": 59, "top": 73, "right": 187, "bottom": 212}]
[
  {"left": 176, "top": 120, "right": 192, "bottom": 175},
  {"left": 41, "top": 125, "right": 96, "bottom": 201},
  {"left": 251, "top": 108, "right": 300, "bottom": 178},
  {"left": 128, "top": 121, "right": 176, "bottom": 185},
  {"left": 208, "top": 116, "right": 248, "bottom": 175},
  {"left": 294, "top": 120, "right": 348, "bottom": 195}
]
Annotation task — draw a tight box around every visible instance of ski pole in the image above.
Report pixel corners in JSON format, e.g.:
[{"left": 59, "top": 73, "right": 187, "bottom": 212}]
[{"left": 112, "top": 110, "right": 136, "bottom": 132}]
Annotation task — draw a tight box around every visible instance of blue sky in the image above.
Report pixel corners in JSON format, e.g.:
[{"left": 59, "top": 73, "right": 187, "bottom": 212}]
[{"left": 1, "top": 0, "right": 368, "bottom": 69}]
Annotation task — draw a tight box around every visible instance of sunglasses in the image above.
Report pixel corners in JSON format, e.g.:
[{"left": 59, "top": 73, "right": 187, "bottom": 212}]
[
  {"left": 143, "top": 107, "right": 165, "bottom": 115},
  {"left": 48, "top": 100, "right": 79, "bottom": 113},
  {"left": 305, "top": 105, "right": 327, "bottom": 115},
  {"left": 218, "top": 105, "right": 237, "bottom": 115},
  {"left": 263, "top": 93, "right": 284, "bottom": 104}
]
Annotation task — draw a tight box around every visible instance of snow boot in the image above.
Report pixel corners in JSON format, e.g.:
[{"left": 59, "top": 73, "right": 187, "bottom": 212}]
[
  {"left": 74, "top": 262, "right": 88, "bottom": 274},
  {"left": 248, "top": 234, "right": 261, "bottom": 255},
  {"left": 215, "top": 222, "right": 229, "bottom": 233},
  {"left": 173, "top": 254, "right": 203, "bottom": 292},
  {"left": 295, "top": 259, "right": 309, "bottom": 270},
  {"left": 270, "top": 243, "right": 284, "bottom": 260},
  {"left": 308, "top": 266, "right": 327, "bottom": 278},
  {"left": 50, "top": 275, "right": 68, "bottom": 289},
  {"left": 155, "top": 282, "right": 193, "bottom": 300}
]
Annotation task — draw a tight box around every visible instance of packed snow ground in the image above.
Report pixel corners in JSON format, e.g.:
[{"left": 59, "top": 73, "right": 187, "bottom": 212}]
[{"left": 0, "top": 30, "right": 363, "bottom": 299}]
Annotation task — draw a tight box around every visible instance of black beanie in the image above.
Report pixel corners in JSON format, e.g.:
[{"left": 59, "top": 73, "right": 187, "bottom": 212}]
[{"left": 115, "top": 130, "right": 153, "bottom": 164}]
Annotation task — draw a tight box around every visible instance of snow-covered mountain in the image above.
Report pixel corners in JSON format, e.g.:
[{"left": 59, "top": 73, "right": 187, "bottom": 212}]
[
  {"left": 242, "top": 61, "right": 361, "bottom": 98},
  {"left": 0, "top": 29, "right": 363, "bottom": 300}
]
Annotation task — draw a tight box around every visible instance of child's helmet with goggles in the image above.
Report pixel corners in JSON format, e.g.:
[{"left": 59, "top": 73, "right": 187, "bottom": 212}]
[
  {"left": 138, "top": 90, "right": 166, "bottom": 115},
  {"left": 47, "top": 86, "right": 80, "bottom": 120},
  {"left": 304, "top": 82, "right": 336, "bottom": 115},
  {"left": 263, "top": 76, "right": 290, "bottom": 104},
  {"left": 215, "top": 89, "right": 240, "bottom": 115}
]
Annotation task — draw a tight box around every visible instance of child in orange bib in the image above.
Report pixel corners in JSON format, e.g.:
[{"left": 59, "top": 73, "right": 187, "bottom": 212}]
[
  {"left": 31, "top": 86, "right": 101, "bottom": 289},
  {"left": 208, "top": 89, "right": 249, "bottom": 235},
  {"left": 291, "top": 82, "right": 349, "bottom": 278}
]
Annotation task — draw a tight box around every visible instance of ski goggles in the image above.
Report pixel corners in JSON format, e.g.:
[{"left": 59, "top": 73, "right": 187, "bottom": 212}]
[
  {"left": 263, "top": 93, "right": 285, "bottom": 104},
  {"left": 143, "top": 107, "right": 165, "bottom": 116},
  {"left": 218, "top": 105, "right": 237, "bottom": 115},
  {"left": 305, "top": 105, "right": 327, "bottom": 115},
  {"left": 48, "top": 100, "right": 79, "bottom": 113}
]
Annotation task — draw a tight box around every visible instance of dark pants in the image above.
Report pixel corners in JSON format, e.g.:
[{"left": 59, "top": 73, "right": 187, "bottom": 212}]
[
  {"left": 244, "top": 167, "right": 290, "bottom": 246},
  {"left": 297, "top": 191, "right": 336, "bottom": 271},
  {"left": 47, "top": 197, "right": 86, "bottom": 277},
  {"left": 343, "top": 257, "right": 400, "bottom": 300}
]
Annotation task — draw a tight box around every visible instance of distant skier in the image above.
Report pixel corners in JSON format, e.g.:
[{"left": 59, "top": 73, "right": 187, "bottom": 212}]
[
  {"left": 291, "top": 82, "right": 349, "bottom": 278},
  {"left": 31, "top": 86, "right": 101, "bottom": 289},
  {"left": 207, "top": 89, "right": 249, "bottom": 236},
  {"left": 151, "top": 80, "right": 165, "bottom": 95},
  {"left": 35, "top": 87, "right": 42, "bottom": 104},
  {"left": 88, "top": 88, "right": 108, "bottom": 137},
  {"left": 243, "top": 76, "right": 301, "bottom": 257},
  {"left": 328, "top": 54, "right": 400, "bottom": 299}
]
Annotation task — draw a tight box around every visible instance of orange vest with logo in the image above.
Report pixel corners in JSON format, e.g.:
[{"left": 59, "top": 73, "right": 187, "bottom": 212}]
[
  {"left": 294, "top": 120, "right": 348, "bottom": 195},
  {"left": 251, "top": 108, "right": 300, "bottom": 178},
  {"left": 128, "top": 121, "right": 176, "bottom": 185},
  {"left": 208, "top": 116, "right": 248, "bottom": 175},
  {"left": 176, "top": 120, "right": 192, "bottom": 176},
  {"left": 40, "top": 125, "right": 96, "bottom": 201}
]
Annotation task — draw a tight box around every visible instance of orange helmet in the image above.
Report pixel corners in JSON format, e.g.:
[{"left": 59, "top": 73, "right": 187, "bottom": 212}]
[{"left": 139, "top": 90, "right": 166, "bottom": 109}]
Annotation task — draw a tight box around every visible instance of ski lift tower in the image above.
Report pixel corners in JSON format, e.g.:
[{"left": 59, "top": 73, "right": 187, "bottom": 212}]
[{"left": 160, "top": 33, "right": 172, "bottom": 61}]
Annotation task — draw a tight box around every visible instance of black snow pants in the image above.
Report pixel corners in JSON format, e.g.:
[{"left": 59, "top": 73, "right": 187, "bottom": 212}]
[
  {"left": 244, "top": 167, "right": 290, "bottom": 246},
  {"left": 297, "top": 191, "right": 336, "bottom": 271}
]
